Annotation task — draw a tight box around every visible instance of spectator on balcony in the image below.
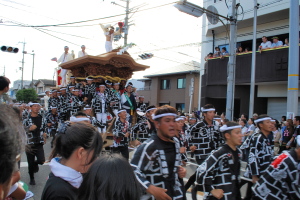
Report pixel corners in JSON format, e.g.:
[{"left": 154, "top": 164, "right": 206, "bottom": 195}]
[
  {"left": 204, "top": 52, "right": 213, "bottom": 61},
  {"left": 237, "top": 46, "right": 244, "bottom": 54},
  {"left": 221, "top": 47, "right": 229, "bottom": 56},
  {"left": 271, "top": 36, "right": 283, "bottom": 48},
  {"left": 213, "top": 47, "right": 221, "bottom": 57},
  {"left": 259, "top": 36, "right": 272, "bottom": 50},
  {"left": 284, "top": 38, "right": 289, "bottom": 46},
  {"left": 245, "top": 47, "right": 250, "bottom": 53}
]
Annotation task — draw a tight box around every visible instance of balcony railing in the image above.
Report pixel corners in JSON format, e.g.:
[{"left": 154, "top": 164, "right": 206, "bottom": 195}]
[{"left": 202, "top": 46, "right": 298, "bottom": 86}]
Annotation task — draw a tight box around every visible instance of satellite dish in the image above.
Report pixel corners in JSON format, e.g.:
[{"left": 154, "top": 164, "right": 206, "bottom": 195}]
[{"left": 206, "top": 5, "right": 219, "bottom": 25}]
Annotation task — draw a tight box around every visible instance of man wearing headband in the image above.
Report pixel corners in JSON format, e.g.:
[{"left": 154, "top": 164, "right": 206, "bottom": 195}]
[
  {"left": 66, "top": 76, "right": 78, "bottom": 93},
  {"left": 252, "top": 138, "right": 300, "bottom": 199},
  {"left": 121, "top": 83, "right": 137, "bottom": 123},
  {"left": 57, "top": 46, "right": 74, "bottom": 87},
  {"left": 136, "top": 96, "right": 147, "bottom": 123},
  {"left": 112, "top": 109, "right": 131, "bottom": 160},
  {"left": 110, "top": 82, "right": 122, "bottom": 117},
  {"left": 83, "top": 106, "right": 105, "bottom": 129},
  {"left": 131, "top": 105, "right": 186, "bottom": 200},
  {"left": 91, "top": 85, "right": 110, "bottom": 133},
  {"left": 45, "top": 106, "right": 59, "bottom": 148},
  {"left": 185, "top": 104, "right": 221, "bottom": 196},
  {"left": 242, "top": 114, "right": 274, "bottom": 199},
  {"left": 48, "top": 90, "right": 60, "bottom": 111},
  {"left": 58, "top": 87, "right": 69, "bottom": 122},
  {"left": 69, "top": 88, "right": 86, "bottom": 117},
  {"left": 84, "top": 77, "right": 96, "bottom": 104},
  {"left": 131, "top": 105, "right": 157, "bottom": 145},
  {"left": 78, "top": 45, "right": 88, "bottom": 58},
  {"left": 196, "top": 122, "right": 243, "bottom": 200},
  {"left": 99, "top": 23, "right": 122, "bottom": 52},
  {"left": 23, "top": 101, "right": 46, "bottom": 185}
]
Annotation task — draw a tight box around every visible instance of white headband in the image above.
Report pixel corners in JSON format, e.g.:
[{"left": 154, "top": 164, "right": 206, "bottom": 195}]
[
  {"left": 99, "top": 85, "right": 106, "bottom": 87},
  {"left": 60, "top": 88, "right": 66, "bottom": 90},
  {"left": 270, "top": 119, "right": 275, "bottom": 122},
  {"left": 84, "top": 107, "right": 92, "bottom": 110},
  {"left": 220, "top": 125, "right": 242, "bottom": 132},
  {"left": 118, "top": 109, "right": 126, "bottom": 114},
  {"left": 70, "top": 116, "right": 90, "bottom": 122},
  {"left": 86, "top": 78, "right": 93, "bottom": 81},
  {"left": 50, "top": 107, "right": 57, "bottom": 109},
  {"left": 254, "top": 117, "right": 272, "bottom": 124},
  {"left": 214, "top": 117, "right": 221, "bottom": 120},
  {"left": 72, "top": 90, "right": 79, "bottom": 92},
  {"left": 146, "top": 108, "right": 156, "bottom": 113},
  {"left": 175, "top": 117, "right": 185, "bottom": 122},
  {"left": 30, "top": 103, "right": 41, "bottom": 106},
  {"left": 202, "top": 108, "right": 215, "bottom": 112},
  {"left": 152, "top": 113, "right": 177, "bottom": 120}
]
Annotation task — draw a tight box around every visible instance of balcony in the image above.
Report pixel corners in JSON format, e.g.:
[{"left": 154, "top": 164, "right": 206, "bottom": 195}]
[{"left": 202, "top": 46, "right": 298, "bottom": 86}]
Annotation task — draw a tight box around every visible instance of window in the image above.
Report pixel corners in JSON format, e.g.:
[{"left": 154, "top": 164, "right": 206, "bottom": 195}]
[
  {"left": 176, "top": 103, "right": 185, "bottom": 113},
  {"left": 38, "top": 87, "right": 43, "bottom": 94},
  {"left": 177, "top": 78, "right": 186, "bottom": 89},
  {"left": 160, "top": 79, "right": 170, "bottom": 90}
]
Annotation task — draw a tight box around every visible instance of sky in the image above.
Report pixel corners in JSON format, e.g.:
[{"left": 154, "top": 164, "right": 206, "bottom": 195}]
[{"left": 0, "top": 0, "right": 204, "bottom": 85}]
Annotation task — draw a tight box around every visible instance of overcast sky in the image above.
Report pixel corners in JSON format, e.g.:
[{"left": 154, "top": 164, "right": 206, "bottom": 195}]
[{"left": 0, "top": 0, "right": 203, "bottom": 84}]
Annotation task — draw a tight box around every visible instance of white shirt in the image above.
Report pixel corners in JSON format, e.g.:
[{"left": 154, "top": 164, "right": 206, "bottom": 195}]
[
  {"left": 78, "top": 51, "right": 88, "bottom": 58},
  {"left": 44, "top": 95, "right": 50, "bottom": 111},
  {"left": 260, "top": 41, "right": 272, "bottom": 49},
  {"left": 57, "top": 52, "right": 74, "bottom": 64}
]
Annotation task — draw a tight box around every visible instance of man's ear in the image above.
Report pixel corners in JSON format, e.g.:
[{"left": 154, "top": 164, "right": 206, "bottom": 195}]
[{"left": 153, "top": 120, "right": 160, "bottom": 129}]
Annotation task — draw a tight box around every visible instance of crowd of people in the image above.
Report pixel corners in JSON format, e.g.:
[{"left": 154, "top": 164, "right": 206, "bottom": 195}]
[
  {"left": 204, "top": 35, "right": 289, "bottom": 61},
  {"left": 1, "top": 74, "right": 300, "bottom": 200}
]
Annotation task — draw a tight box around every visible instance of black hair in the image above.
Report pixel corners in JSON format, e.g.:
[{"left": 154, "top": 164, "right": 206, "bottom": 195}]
[
  {"left": 282, "top": 116, "right": 286, "bottom": 121},
  {"left": 240, "top": 118, "right": 247, "bottom": 125},
  {"left": 146, "top": 105, "right": 156, "bottom": 112},
  {"left": 50, "top": 122, "right": 102, "bottom": 165},
  {"left": 256, "top": 114, "right": 270, "bottom": 129},
  {"left": 222, "top": 47, "right": 227, "bottom": 51},
  {"left": 202, "top": 104, "right": 215, "bottom": 114},
  {"left": 241, "top": 114, "right": 248, "bottom": 120},
  {"left": 154, "top": 105, "right": 177, "bottom": 121},
  {"left": 12, "top": 106, "right": 22, "bottom": 121},
  {"left": 0, "top": 105, "right": 23, "bottom": 184},
  {"left": 249, "top": 118, "right": 255, "bottom": 126},
  {"left": 274, "top": 119, "right": 280, "bottom": 130},
  {"left": 77, "top": 154, "right": 141, "bottom": 200},
  {"left": 0, "top": 76, "right": 9, "bottom": 91},
  {"left": 222, "top": 121, "right": 239, "bottom": 140},
  {"left": 74, "top": 111, "right": 88, "bottom": 117}
]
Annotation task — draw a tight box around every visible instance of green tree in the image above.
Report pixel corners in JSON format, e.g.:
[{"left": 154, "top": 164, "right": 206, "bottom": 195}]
[{"left": 16, "top": 88, "right": 38, "bottom": 103}]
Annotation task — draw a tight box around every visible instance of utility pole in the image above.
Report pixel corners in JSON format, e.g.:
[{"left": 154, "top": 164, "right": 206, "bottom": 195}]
[
  {"left": 124, "top": 0, "right": 130, "bottom": 46},
  {"left": 19, "top": 40, "right": 26, "bottom": 89},
  {"left": 249, "top": 0, "right": 258, "bottom": 118},
  {"left": 31, "top": 51, "right": 35, "bottom": 87},
  {"left": 225, "top": 0, "right": 237, "bottom": 121},
  {"left": 287, "top": 0, "right": 299, "bottom": 119},
  {"left": 3, "top": 65, "right": 5, "bottom": 76}
]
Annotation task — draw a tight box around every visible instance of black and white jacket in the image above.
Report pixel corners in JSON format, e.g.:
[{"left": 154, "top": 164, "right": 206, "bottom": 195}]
[
  {"left": 252, "top": 150, "right": 300, "bottom": 200},
  {"left": 87, "top": 115, "right": 105, "bottom": 129},
  {"left": 131, "top": 134, "right": 184, "bottom": 200},
  {"left": 110, "top": 90, "right": 122, "bottom": 110},
  {"left": 84, "top": 83, "right": 96, "bottom": 97},
  {"left": 70, "top": 95, "right": 84, "bottom": 116},
  {"left": 48, "top": 97, "right": 60, "bottom": 110},
  {"left": 112, "top": 118, "right": 131, "bottom": 147},
  {"left": 131, "top": 118, "right": 153, "bottom": 143},
  {"left": 45, "top": 112, "right": 59, "bottom": 129},
  {"left": 188, "top": 120, "right": 221, "bottom": 160},
  {"left": 196, "top": 144, "right": 242, "bottom": 200},
  {"left": 244, "top": 132, "right": 274, "bottom": 178},
  {"left": 23, "top": 114, "right": 46, "bottom": 144},
  {"left": 91, "top": 92, "right": 109, "bottom": 113}
]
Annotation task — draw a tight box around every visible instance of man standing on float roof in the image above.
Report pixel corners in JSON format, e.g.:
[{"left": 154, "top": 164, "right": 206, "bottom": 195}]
[
  {"left": 196, "top": 122, "right": 243, "bottom": 200},
  {"left": 100, "top": 23, "right": 122, "bottom": 52},
  {"left": 57, "top": 46, "right": 74, "bottom": 87}
]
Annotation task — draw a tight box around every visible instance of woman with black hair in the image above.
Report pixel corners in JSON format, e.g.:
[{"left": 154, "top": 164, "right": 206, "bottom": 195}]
[
  {"left": 41, "top": 122, "right": 103, "bottom": 200},
  {"left": 78, "top": 154, "right": 141, "bottom": 200}
]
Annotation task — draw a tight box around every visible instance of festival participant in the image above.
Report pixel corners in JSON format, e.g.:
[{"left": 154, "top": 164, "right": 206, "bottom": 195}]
[
  {"left": 131, "top": 105, "right": 157, "bottom": 145},
  {"left": 84, "top": 77, "right": 96, "bottom": 104},
  {"left": 110, "top": 82, "right": 122, "bottom": 117},
  {"left": 242, "top": 115, "right": 274, "bottom": 200},
  {"left": 121, "top": 83, "right": 137, "bottom": 123},
  {"left": 185, "top": 104, "right": 221, "bottom": 197},
  {"left": 0, "top": 105, "right": 25, "bottom": 200},
  {"left": 43, "top": 90, "right": 50, "bottom": 111},
  {"left": 66, "top": 76, "right": 78, "bottom": 93},
  {"left": 112, "top": 109, "right": 131, "bottom": 160},
  {"left": 57, "top": 46, "right": 74, "bottom": 87},
  {"left": 47, "top": 89, "right": 60, "bottom": 110},
  {"left": 58, "top": 87, "right": 69, "bottom": 122},
  {"left": 69, "top": 88, "right": 86, "bottom": 117},
  {"left": 136, "top": 96, "right": 147, "bottom": 123},
  {"left": 77, "top": 154, "right": 141, "bottom": 200},
  {"left": 23, "top": 102, "right": 47, "bottom": 185},
  {"left": 196, "top": 122, "right": 243, "bottom": 200},
  {"left": 83, "top": 106, "right": 105, "bottom": 129},
  {"left": 45, "top": 106, "right": 59, "bottom": 148},
  {"left": 91, "top": 84, "right": 110, "bottom": 133},
  {"left": 77, "top": 45, "right": 88, "bottom": 58},
  {"left": 100, "top": 23, "right": 122, "bottom": 52},
  {"left": 131, "top": 105, "right": 186, "bottom": 200},
  {"left": 252, "top": 139, "right": 300, "bottom": 199},
  {"left": 41, "top": 122, "right": 103, "bottom": 200}
]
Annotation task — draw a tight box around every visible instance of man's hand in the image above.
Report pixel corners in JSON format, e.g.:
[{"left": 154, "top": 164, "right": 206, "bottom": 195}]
[
  {"left": 124, "top": 132, "right": 130, "bottom": 137},
  {"left": 177, "top": 166, "right": 187, "bottom": 178},
  {"left": 83, "top": 97, "right": 88, "bottom": 102},
  {"left": 146, "top": 185, "right": 171, "bottom": 200},
  {"left": 252, "top": 175, "right": 259, "bottom": 184},
  {"left": 190, "top": 146, "right": 197, "bottom": 152},
  {"left": 210, "top": 189, "right": 224, "bottom": 199},
  {"left": 180, "top": 147, "right": 186, "bottom": 154},
  {"left": 29, "top": 125, "right": 37, "bottom": 131},
  {"left": 47, "top": 123, "right": 52, "bottom": 127},
  {"left": 133, "top": 140, "right": 141, "bottom": 146}
]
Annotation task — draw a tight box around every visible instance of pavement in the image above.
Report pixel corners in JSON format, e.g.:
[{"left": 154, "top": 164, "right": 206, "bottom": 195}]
[{"left": 19, "top": 137, "right": 247, "bottom": 200}]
